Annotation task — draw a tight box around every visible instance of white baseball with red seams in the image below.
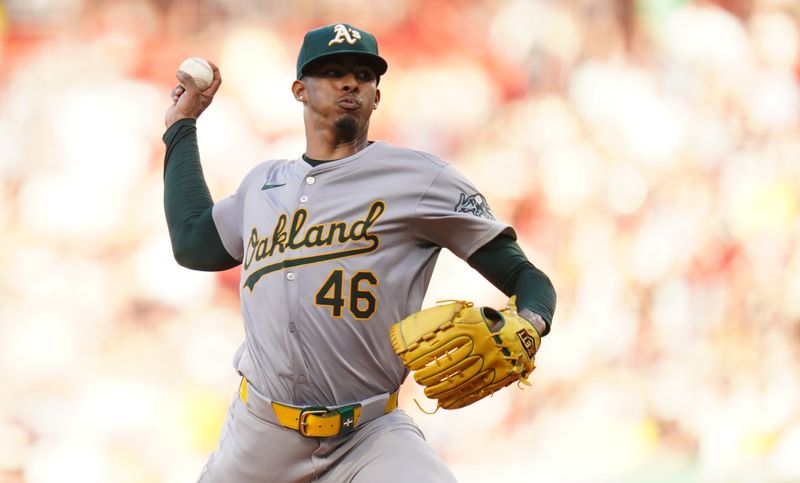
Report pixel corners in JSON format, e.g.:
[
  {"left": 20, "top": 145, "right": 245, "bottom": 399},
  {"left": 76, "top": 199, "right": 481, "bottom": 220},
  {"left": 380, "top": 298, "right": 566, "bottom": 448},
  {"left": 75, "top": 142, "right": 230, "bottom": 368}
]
[{"left": 177, "top": 57, "right": 213, "bottom": 90}]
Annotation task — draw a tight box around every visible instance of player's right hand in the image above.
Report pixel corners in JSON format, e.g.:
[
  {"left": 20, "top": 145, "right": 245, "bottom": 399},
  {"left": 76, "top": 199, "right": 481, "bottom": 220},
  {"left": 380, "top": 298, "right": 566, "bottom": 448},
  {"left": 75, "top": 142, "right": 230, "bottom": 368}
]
[{"left": 164, "top": 60, "right": 222, "bottom": 129}]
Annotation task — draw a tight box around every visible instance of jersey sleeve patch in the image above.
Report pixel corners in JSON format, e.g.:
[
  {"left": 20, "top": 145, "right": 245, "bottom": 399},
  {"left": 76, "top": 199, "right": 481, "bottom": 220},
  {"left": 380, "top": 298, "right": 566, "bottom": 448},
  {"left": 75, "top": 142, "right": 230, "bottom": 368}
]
[{"left": 455, "top": 192, "right": 496, "bottom": 221}]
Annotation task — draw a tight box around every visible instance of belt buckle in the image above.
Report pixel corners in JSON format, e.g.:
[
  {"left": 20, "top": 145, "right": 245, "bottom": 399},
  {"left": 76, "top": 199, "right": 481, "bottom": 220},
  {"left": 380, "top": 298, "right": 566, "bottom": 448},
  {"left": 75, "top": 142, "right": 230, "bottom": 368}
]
[{"left": 298, "top": 408, "right": 331, "bottom": 437}]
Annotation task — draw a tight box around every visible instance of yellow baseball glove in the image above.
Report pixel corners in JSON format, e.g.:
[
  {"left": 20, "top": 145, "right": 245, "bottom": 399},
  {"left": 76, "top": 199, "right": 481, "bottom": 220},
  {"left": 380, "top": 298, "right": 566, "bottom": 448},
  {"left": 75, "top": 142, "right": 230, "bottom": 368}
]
[{"left": 389, "top": 296, "right": 541, "bottom": 410}]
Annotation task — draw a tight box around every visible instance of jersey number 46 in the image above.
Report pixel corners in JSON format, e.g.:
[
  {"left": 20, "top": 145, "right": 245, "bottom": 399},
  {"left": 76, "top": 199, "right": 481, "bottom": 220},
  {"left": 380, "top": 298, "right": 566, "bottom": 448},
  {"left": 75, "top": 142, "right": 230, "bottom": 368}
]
[{"left": 314, "top": 269, "right": 378, "bottom": 320}]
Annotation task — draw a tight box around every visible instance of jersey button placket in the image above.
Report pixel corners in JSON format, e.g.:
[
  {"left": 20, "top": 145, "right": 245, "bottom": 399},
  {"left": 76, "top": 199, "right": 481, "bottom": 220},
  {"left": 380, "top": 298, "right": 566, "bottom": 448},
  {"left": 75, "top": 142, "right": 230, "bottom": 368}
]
[
  {"left": 289, "top": 171, "right": 316, "bottom": 396},
  {"left": 284, "top": 172, "right": 303, "bottom": 388},
  {"left": 300, "top": 175, "right": 315, "bottom": 204},
  {"left": 285, "top": 264, "right": 303, "bottom": 388}
]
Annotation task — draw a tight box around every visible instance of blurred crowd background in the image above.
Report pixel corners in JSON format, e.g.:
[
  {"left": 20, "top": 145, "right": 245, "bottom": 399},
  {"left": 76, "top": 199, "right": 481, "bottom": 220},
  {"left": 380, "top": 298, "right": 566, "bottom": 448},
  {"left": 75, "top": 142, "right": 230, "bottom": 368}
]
[{"left": 1, "top": 0, "right": 799, "bottom": 482}]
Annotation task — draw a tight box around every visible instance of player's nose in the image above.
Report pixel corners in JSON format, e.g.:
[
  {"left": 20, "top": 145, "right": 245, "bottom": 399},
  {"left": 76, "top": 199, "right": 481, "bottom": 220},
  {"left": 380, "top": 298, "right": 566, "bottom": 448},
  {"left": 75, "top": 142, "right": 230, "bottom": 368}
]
[{"left": 340, "top": 72, "right": 358, "bottom": 91}]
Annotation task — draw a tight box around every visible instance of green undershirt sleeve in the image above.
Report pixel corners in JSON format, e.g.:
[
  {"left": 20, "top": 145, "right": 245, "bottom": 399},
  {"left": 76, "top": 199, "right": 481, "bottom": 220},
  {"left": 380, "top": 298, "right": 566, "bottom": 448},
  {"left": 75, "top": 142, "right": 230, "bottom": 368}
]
[
  {"left": 467, "top": 234, "right": 556, "bottom": 335},
  {"left": 162, "top": 118, "right": 240, "bottom": 271}
]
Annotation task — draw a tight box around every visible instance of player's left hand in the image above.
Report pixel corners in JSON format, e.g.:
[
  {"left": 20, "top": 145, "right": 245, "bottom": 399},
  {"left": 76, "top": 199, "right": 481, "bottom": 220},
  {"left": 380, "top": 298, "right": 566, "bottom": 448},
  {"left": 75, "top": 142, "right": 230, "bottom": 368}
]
[
  {"left": 165, "top": 61, "right": 222, "bottom": 129},
  {"left": 389, "top": 296, "right": 541, "bottom": 410}
]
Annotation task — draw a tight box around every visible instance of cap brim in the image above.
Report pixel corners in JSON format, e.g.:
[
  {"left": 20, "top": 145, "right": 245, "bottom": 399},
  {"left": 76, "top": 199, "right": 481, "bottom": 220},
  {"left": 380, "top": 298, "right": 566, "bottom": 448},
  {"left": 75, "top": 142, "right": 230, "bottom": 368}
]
[{"left": 300, "top": 51, "right": 388, "bottom": 78}]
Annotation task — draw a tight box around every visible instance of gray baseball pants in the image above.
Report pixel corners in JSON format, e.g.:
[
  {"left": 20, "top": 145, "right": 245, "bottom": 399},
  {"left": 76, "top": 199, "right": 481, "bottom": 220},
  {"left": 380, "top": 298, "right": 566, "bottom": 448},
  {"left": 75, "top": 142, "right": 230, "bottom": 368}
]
[{"left": 197, "top": 392, "right": 458, "bottom": 482}]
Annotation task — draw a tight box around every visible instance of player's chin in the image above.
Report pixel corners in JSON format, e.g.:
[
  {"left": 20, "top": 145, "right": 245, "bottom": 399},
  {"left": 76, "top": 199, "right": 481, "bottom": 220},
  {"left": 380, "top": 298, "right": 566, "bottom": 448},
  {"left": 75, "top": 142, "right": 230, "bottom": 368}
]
[{"left": 333, "top": 114, "right": 359, "bottom": 141}]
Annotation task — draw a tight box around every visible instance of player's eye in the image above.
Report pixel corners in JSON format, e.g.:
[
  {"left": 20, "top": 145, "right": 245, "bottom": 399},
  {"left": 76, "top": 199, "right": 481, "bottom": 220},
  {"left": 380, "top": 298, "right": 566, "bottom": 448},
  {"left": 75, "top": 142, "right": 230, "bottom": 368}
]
[
  {"left": 323, "top": 66, "right": 345, "bottom": 77},
  {"left": 355, "top": 69, "right": 376, "bottom": 82}
]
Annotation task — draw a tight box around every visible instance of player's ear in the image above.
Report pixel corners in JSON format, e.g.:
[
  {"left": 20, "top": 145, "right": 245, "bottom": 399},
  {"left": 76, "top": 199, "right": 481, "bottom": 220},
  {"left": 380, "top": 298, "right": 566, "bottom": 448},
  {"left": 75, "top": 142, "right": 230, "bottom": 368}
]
[
  {"left": 373, "top": 88, "right": 380, "bottom": 110},
  {"left": 292, "top": 80, "right": 306, "bottom": 103}
]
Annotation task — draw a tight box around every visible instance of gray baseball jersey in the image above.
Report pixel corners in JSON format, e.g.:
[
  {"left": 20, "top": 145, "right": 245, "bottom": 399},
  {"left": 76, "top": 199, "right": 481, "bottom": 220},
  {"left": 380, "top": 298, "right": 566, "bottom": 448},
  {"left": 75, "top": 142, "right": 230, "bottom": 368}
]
[{"left": 212, "top": 141, "right": 513, "bottom": 407}]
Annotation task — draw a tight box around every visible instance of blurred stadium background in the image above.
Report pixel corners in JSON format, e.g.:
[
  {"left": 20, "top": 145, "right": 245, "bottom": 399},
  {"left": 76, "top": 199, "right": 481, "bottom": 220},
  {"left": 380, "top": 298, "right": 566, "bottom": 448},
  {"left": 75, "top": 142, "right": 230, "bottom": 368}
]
[{"left": 1, "top": 0, "right": 799, "bottom": 482}]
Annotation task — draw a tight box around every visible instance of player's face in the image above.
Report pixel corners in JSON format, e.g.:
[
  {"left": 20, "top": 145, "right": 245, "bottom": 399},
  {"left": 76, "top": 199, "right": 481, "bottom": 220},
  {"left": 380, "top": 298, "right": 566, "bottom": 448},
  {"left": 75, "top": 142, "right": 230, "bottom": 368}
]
[{"left": 294, "top": 54, "right": 381, "bottom": 132}]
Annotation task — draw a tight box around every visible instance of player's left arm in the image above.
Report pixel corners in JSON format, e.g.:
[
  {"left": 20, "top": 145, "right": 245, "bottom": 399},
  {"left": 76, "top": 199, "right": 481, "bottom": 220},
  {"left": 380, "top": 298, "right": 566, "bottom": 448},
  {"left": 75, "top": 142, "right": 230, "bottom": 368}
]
[
  {"left": 408, "top": 160, "right": 555, "bottom": 334},
  {"left": 467, "top": 234, "right": 556, "bottom": 336},
  {"left": 391, "top": 232, "right": 554, "bottom": 409}
]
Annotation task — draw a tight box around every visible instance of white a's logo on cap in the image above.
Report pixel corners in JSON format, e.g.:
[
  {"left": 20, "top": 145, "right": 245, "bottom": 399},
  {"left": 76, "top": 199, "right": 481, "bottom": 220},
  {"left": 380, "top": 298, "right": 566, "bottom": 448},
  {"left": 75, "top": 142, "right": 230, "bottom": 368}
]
[{"left": 328, "top": 24, "right": 362, "bottom": 46}]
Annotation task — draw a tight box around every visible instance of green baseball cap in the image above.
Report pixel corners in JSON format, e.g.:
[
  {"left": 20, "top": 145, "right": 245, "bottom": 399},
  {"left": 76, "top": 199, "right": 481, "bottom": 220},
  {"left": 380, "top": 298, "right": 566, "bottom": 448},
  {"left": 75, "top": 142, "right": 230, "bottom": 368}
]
[{"left": 296, "top": 23, "right": 388, "bottom": 79}]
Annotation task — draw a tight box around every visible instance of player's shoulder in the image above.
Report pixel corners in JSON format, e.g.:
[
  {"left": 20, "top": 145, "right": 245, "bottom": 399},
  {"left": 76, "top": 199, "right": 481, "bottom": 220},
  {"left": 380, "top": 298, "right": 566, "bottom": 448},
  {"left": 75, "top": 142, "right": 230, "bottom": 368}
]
[
  {"left": 371, "top": 142, "right": 450, "bottom": 170},
  {"left": 252, "top": 157, "right": 293, "bottom": 173},
  {"left": 237, "top": 158, "right": 294, "bottom": 189}
]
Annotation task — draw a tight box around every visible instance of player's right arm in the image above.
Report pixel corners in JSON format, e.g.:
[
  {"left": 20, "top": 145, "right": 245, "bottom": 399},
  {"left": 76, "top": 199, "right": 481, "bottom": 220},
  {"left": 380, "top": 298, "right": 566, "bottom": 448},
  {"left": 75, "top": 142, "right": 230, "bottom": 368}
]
[{"left": 162, "top": 62, "right": 240, "bottom": 271}]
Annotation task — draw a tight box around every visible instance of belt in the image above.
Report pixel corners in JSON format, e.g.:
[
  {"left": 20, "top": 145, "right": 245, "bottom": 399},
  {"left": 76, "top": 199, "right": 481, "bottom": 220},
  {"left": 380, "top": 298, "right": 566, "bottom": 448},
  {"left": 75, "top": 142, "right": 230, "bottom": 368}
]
[{"left": 238, "top": 377, "right": 399, "bottom": 438}]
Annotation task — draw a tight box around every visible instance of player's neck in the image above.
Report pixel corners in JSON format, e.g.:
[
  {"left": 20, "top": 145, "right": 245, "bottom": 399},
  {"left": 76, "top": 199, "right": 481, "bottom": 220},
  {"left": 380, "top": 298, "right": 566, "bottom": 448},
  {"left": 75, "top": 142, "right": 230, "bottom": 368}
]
[{"left": 305, "top": 128, "right": 370, "bottom": 161}]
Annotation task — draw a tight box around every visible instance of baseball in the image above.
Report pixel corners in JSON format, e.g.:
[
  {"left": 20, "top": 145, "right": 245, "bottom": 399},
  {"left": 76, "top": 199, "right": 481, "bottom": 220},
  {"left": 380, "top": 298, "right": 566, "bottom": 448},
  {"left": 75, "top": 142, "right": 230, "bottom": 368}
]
[{"left": 177, "top": 57, "right": 213, "bottom": 90}]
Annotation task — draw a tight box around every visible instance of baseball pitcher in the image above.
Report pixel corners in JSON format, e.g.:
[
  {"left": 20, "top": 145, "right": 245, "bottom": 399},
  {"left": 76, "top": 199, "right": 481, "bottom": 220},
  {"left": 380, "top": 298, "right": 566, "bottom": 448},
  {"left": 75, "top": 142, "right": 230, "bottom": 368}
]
[{"left": 163, "top": 23, "right": 556, "bottom": 483}]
